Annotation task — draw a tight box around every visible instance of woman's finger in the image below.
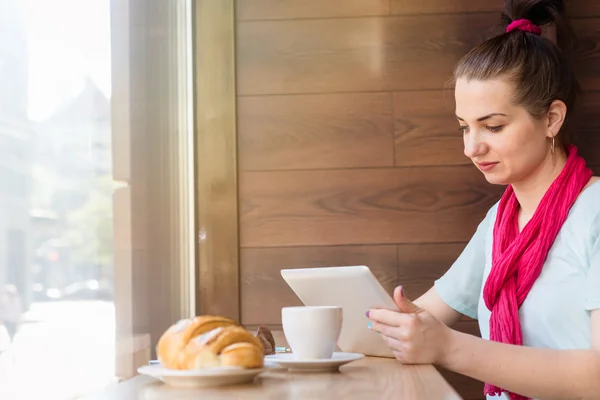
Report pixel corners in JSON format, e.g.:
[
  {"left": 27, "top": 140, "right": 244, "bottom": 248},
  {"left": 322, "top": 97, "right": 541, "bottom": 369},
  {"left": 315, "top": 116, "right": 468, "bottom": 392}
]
[
  {"left": 370, "top": 319, "right": 411, "bottom": 339},
  {"left": 368, "top": 308, "right": 414, "bottom": 327},
  {"left": 369, "top": 320, "right": 394, "bottom": 336},
  {"left": 381, "top": 334, "right": 405, "bottom": 353}
]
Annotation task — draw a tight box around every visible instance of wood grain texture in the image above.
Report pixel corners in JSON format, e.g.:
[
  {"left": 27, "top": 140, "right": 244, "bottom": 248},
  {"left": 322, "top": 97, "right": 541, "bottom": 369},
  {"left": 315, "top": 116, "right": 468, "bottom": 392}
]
[
  {"left": 396, "top": 242, "right": 483, "bottom": 399},
  {"left": 391, "top": 0, "right": 501, "bottom": 15},
  {"left": 571, "top": 91, "right": 600, "bottom": 166},
  {"left": 240, "top": 166, "right": 503, "bottom": 248},
  {"left": 572, "top": 18, "right": 600, "bottom": 91},
  {"left": 440, "top": 320, "right": 484, "bottom": 399},
  {"left": 241, "top": 243, "right": 474, "bottom": 326},
  {"left": 88, "top": 358, "right": 463, "bottom": 400},
  {"left": 396, "top": 241, "right": 485, "bottom": 399},
  {"left": 438, "top": 318, "right": 484, "bottom": 400},
  {"left": 236, "top": 0, "right": 390, "bottom": 21},
  {"left": 455, "top": 319, "right": 481, "bottom": 337},
  {"left": 566, "top": 0, "right": 600, "bottom": 17},
  {"left": 240, "top": 245, "right": 398, "bottom": 325},
  {"left": 438, "top": 368, "right": 484, "bottom": 400},
  {"left": 244, "top": 324, "right": 481, "bottom": 400},
  {"left": 394, "top": 91, "right": 469, "bottom": 167},
  {"left": 384, "top": 0, "right": 600, "bottom": 18},
  {"left": 237, "top": 16, "right": 600, "bottom": 95},
  {"left": 236, "top": 14, "right": 499, "bottom": 95},
  {"left": 397, "top": 242, "right": 468, "bottom": 301},
  {"left": 235, "top": 0, "right": 600, "bottom": 21},
  {"left": 194, "top": 0, "right": 240, "bottom": 320},
  {"left": 238, "top": 93, "right": 394, "bottom": 171}
]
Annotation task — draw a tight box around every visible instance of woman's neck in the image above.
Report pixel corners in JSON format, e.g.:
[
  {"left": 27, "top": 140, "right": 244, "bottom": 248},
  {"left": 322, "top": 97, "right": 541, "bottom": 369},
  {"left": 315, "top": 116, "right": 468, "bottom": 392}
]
[{"left": 512, "top": 151, "right": 568, "bottom": 219}]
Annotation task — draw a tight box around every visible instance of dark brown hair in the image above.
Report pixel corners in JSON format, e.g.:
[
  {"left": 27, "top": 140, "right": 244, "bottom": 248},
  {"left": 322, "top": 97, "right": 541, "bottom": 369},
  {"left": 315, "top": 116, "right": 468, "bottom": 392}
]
[{"left": 453, "top": 0, "right": 579, "bottom": 144}]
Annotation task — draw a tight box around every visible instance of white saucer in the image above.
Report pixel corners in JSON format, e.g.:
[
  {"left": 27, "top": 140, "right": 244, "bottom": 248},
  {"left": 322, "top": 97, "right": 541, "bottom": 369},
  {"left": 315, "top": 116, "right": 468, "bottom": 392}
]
[
  {"left": 138, "top": 361, "right": 282, "bottom": 388},
  {"left": 265, "top": 352, "right": 364, "bottom": 372}
]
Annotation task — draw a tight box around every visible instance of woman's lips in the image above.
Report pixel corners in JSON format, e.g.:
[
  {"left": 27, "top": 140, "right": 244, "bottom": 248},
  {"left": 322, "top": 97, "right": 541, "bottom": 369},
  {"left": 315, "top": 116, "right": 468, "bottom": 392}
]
[{"left": 476, "top": 162, "right": 499, "bottom": 172}]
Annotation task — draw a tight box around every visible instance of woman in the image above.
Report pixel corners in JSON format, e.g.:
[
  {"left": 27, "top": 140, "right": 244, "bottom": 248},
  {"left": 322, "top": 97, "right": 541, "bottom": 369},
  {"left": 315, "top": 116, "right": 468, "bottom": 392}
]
[{"left": 366, "top": 1, "right": 600, "bottom": 399}]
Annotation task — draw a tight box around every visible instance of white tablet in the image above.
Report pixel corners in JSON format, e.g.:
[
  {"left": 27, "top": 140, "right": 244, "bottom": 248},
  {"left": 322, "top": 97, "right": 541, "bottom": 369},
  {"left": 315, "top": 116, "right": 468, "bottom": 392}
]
[{"left": 280, "top": 265, "right": 398, "bottom": 358}]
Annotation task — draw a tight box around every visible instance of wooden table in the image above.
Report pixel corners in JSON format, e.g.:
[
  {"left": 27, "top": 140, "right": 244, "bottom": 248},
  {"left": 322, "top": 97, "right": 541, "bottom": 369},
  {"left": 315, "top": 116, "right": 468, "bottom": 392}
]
[{"left": 84, "top": 357, "right": 463, "bottom": 399}]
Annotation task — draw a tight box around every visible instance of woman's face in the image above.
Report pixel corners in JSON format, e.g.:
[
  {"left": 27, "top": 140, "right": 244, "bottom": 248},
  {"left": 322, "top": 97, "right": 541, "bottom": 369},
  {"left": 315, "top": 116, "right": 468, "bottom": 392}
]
[{"left": 454, "top": 77, "right": 552, "bottom": 186}]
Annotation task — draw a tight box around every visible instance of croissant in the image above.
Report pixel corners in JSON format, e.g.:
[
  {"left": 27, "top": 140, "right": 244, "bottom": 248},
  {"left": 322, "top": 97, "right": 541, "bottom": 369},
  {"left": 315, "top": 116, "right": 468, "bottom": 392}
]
[{"left": 156, "top": 315, "right": 264, "bottom": 370}]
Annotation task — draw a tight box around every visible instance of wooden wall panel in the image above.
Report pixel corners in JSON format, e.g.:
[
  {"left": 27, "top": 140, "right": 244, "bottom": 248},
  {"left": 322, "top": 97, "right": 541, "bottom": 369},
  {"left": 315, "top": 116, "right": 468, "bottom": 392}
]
[
  {"left": 389, "top": 0, "right": 599, "bottom": 18},
  {"left": 439, "top": 367, "right": 484, "bottom": 400},
  {"left": 236, "top": 0, "right": 390, "bottom": 21},
  {"left": 397, "top": 243, "right": 468, "bottom": 300},
  {"left": 236, "top": 1, "right": 600, "bottom": 23},
  {"left": 233, "top": 3, "right": 600, "bottom": 400},
  {"left": 394, "top": 91, "right": 468, "bottom": 167},
  {"left": 572, "top": 18, "right": 600, "bottom": 91},
  {"left": 396, "top": 240, "right": 485, "bottom": 399},
  {"left": 237, "top": 14, "right": 498, "bottom": 95},
  {"left": 238, "top": 93, "right": 394, "bottom": 171},
  {"left": 237, "top": 16, "right": 600, "bottom": 96},
  {"left": 572, "top": 91, "right": 600, "bottom": 166},
  {"left": 241, "top": 243, "right": 481, "bottom": 328},
  {"left": 240, "top": 245, "right": 398, "bottom": 325},
  {"left": 438, "top": 318, "right": 484, "bottom": 400},
  {"left": 391, "top": 1, "right": 501, "bottom": 15},
  {"left": 566, "top": 0, "right": 600, "bottom": 17},
  {"left": 240, "top": 166, "right": 503, "bottom": 247}
]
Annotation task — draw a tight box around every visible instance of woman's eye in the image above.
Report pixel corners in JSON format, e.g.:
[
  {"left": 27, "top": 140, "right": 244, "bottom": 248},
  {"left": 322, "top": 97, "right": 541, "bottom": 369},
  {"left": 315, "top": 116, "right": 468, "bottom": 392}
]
[
  {"left": 458, "top": 126, "right": 469, "bottom": 134},
  {"left": 487, "top": 125, "right": 504, "bottom": 133}
]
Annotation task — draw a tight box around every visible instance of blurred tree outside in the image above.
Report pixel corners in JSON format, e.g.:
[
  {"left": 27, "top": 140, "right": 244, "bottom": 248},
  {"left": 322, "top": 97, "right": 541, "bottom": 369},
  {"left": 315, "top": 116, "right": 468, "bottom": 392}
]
[{"left": 62, "top": 174, "right": 115, "bottom": 273}]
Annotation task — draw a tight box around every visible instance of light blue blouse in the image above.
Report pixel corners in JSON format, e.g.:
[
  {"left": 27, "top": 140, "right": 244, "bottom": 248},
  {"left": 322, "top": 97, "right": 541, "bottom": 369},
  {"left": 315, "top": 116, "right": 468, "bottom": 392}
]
[{"left": 434, "top": 180, "right": 600, "bottom": 399}]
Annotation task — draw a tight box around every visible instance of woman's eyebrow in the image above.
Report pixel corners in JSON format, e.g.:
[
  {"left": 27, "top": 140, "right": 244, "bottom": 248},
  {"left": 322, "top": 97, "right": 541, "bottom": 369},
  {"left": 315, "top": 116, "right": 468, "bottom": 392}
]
[{"left": 455, "top": 113, "right": 507, "bottom": 122}]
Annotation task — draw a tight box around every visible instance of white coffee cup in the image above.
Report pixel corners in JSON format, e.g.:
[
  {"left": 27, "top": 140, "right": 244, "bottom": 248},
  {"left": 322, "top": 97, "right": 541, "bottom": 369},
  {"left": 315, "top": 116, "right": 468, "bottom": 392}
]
[{"left": 281, "top": 306, "right": 343, "bottom": 360}]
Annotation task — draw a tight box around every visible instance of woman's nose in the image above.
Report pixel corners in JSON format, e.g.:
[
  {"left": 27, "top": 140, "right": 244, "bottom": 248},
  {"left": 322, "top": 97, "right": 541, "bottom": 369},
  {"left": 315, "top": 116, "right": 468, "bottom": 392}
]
[{"left": 463, "top": 133, "right": 484, "bottom": 159}]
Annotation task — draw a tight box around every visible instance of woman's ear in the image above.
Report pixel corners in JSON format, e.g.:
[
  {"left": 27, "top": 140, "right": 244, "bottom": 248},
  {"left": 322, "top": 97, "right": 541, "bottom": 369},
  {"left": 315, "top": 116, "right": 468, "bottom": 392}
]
[{"left": 546, "top": 99, "right": 567, "bottom": 139}]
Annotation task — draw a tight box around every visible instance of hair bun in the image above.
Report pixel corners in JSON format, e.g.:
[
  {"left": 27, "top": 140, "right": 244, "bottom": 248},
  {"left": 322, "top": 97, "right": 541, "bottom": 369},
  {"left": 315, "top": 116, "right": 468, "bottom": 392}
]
[
  {"left": 506, "top": 19, "right": 542, "bottom": 35},
  {"left": 503, "top": 0, "right": 574, "bottom": 50},
  {"left": 504, "top": 0, "right": 564, "bottom": 25}
]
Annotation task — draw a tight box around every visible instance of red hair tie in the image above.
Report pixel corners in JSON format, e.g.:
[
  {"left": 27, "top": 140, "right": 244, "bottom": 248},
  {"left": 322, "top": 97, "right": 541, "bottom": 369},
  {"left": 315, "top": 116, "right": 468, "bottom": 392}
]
[{"left": 506, "top": 19, "right": 542, "bottom": 35}]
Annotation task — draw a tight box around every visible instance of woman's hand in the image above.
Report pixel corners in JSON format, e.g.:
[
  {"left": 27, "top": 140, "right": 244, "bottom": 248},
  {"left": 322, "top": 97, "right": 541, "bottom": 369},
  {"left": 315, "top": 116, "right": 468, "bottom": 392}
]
[{"left": 367, "top": 286, "right": 455, "bottom": 366}]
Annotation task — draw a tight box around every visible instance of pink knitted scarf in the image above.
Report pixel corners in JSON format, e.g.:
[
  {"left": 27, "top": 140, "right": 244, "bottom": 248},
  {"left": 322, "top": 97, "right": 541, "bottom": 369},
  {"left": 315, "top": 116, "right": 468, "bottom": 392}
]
[{"left": 482, "top": 145, "right": 592, "bottom": 400}]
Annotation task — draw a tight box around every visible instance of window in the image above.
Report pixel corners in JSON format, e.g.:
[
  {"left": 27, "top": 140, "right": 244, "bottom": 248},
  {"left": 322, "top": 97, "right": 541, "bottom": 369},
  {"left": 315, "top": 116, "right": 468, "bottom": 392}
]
[{"left": 0, "top": 0, "right": 195, "bottom": 398}]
